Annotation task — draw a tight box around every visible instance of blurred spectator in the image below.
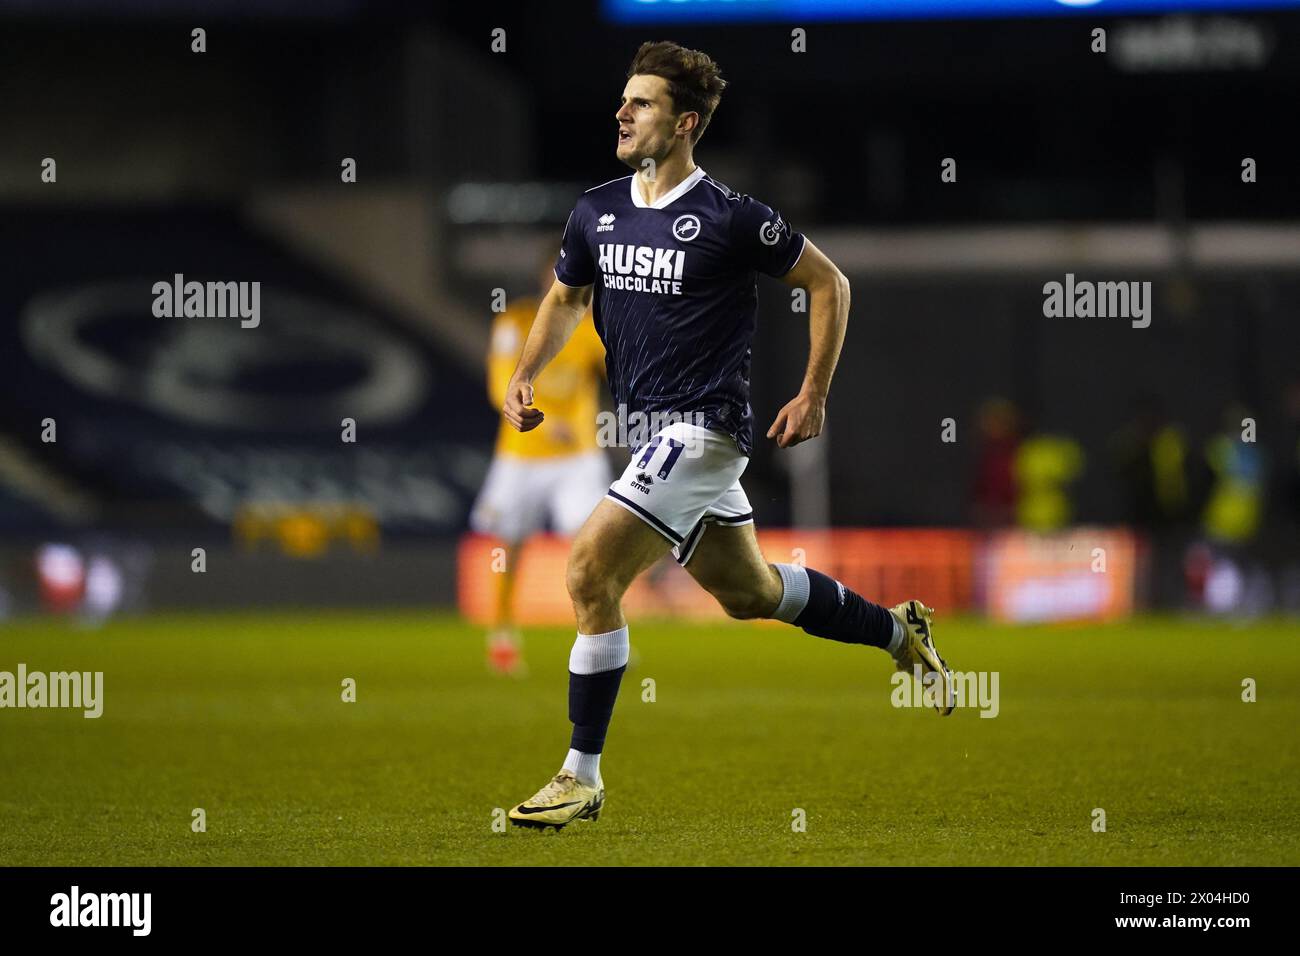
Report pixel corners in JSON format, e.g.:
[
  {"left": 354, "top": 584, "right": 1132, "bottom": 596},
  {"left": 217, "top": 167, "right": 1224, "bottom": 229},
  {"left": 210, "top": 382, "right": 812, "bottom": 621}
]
[
  {"left": 1202, "top": 403, "right": 1266, "bottom": 547},
  {"left": 1110, "top": 393, "right": 1191, "bottom": 607},
  {"left": 970, "top": 397, "right": 1021, "bottom": 528},
  {"left": 1014, "top": 432, "right": 1085, "bottom": 533},
  {"left": 1111, "top": 393, "right": 1190, "bottom": 529},
  {"left": 1191, "top": 403, "right": 1271, "bottom": 615},
  {"left": 1277, "top": 380, "right": 1300, "bottom": 611}
]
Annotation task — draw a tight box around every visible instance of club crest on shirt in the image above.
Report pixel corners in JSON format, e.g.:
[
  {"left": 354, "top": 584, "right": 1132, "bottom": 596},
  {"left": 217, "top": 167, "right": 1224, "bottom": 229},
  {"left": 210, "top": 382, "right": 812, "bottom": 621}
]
[{"left": 672, "top": 214, "right": 701, "bottom": 242}]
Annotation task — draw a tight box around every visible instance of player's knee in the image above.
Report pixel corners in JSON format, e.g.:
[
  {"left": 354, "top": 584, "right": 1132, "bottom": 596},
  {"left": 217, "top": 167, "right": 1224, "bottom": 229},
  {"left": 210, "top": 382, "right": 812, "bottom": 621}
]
[{"left": 565, "top": 545, "right": 616, "bottom": 610}]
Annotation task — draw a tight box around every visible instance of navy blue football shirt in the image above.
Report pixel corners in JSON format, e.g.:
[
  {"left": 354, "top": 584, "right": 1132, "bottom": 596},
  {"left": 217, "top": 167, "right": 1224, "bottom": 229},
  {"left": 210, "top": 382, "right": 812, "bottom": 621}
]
[{"left": 553, "top": 166, "right": 806, "bottom": 458}]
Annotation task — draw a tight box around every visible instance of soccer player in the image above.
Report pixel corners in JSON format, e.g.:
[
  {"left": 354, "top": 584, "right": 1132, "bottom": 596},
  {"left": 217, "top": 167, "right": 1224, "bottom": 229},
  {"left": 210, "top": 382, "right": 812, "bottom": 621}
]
[
  {"left": 470, "top": 252, "right": 611, "bottom": 675},
  {"left": 502, "top": 41, "right": 955, "bottom": 829}
]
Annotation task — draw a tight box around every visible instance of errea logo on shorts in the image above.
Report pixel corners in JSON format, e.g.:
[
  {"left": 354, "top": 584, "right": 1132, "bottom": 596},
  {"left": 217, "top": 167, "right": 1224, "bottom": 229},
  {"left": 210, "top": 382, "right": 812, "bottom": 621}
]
[{"left": 597, "top": 213, "right": 616, "bottom": 233}]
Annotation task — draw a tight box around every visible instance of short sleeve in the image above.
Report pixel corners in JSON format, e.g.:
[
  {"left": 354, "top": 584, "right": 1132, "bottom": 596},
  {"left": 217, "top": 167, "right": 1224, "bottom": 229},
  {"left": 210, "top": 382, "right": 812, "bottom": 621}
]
[
  {"left": 554, "top": 203, "right": 596, "bottom": 287},
  {"left": 729, "top": 194, "right": 806, "bottom": 277}
]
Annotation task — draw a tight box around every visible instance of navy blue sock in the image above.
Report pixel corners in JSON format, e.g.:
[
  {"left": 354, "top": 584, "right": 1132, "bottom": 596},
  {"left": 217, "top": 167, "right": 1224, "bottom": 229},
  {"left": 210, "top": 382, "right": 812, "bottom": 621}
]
[
  {"left": 568, "top": 665, "right": 627, "bottom": 754},
  {"left": 792, "top": 568, "right": 894, "bottom": 649}
]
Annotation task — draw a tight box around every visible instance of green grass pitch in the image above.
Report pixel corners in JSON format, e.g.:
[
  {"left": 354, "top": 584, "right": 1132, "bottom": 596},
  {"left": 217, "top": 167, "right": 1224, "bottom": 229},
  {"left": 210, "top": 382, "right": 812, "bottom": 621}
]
[{"left": 1, "top": 610, "right": 1297, "bottom": 866}]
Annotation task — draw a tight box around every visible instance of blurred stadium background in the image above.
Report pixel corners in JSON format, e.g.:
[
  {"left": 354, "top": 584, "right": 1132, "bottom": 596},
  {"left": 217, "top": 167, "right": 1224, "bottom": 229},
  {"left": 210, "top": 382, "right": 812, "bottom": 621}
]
[{"left": 2, "top": 0, "right": 1297, "bottom": 625}]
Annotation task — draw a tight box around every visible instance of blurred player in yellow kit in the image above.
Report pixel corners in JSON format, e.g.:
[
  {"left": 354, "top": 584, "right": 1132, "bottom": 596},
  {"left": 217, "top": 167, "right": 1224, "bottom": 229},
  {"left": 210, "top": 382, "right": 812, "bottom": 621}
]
[{"left": 471, "top": 253, "right": 611, "bottom": 675}]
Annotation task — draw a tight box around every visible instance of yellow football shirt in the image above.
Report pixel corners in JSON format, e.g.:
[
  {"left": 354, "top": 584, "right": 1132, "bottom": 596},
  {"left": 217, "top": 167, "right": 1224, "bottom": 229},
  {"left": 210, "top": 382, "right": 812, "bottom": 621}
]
[{"left": 488, "top": 298, "right": 606, "bottom": 459}]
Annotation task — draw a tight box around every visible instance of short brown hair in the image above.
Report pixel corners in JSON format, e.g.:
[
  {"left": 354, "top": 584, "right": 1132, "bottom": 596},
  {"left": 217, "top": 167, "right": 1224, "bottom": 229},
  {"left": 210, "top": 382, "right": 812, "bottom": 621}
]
[{"left": 627, "top": 41, "right": 727, "bottom": 145}]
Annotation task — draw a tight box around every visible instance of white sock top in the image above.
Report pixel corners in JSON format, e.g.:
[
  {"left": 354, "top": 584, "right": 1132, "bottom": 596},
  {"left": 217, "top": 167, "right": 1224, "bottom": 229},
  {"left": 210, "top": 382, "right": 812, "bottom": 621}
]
[
  {"left": 562, "top": 748, "right": 602, "bottom": 787},
  {"left": 569, "top": 625, "right": 630, "bottom": 675},
  {"left": 772, "top": 563, "right": 812, "bottom": 623}
]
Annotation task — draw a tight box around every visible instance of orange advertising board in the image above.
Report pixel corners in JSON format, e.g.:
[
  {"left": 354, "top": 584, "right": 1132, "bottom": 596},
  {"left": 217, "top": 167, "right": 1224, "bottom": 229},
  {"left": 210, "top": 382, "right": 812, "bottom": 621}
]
[{"left": 458, "top": 529, "right": 978, "bottom": 625}]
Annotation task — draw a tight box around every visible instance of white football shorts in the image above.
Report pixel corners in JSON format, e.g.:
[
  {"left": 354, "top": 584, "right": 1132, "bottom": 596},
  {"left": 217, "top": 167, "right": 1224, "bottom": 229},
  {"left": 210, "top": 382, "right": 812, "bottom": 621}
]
[
  {"left": 470, "top": 450, "right": 613, "bottom": 541},
  {"left": 604, "top": 421, "right": 754, "bottom": 566}
]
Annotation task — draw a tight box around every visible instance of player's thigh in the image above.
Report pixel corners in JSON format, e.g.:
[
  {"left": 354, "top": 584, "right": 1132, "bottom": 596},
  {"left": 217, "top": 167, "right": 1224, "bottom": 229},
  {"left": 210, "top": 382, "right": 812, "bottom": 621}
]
[
  {"left": 683, "top": 521, "right": 781, "bottom": 615},
  {"left": 567, "top": 497, "right": 673, "bottom": 601}
]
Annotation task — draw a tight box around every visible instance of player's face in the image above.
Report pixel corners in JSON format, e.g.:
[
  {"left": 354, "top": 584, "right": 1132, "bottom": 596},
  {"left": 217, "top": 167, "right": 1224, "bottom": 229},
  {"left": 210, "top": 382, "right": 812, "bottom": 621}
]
[{"left": 615, "top": 75, "right": 688, "bottom": 169}]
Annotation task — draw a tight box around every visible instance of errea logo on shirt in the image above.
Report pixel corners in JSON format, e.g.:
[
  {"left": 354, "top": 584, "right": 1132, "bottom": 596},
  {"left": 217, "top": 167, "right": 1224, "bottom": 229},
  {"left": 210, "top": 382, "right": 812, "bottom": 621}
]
[
  {"left": 597, "top": 243, "right": 686, "bottom": 295},
  {"left": 597, "top": 213, "right": 617, "bottom": 233}
]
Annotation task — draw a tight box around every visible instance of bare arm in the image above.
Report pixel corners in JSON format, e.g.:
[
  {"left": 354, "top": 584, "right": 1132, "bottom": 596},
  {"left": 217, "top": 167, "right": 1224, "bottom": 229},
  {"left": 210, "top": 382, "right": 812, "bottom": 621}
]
[
  {"left": 502, "top": 278, "right": 594, "bottom": 432},
  {"left": 486, "top": 322, "right": 511, "bottom": 410},
  {"left": 766, "top": 238, "right": 851, "bottom": 448}
]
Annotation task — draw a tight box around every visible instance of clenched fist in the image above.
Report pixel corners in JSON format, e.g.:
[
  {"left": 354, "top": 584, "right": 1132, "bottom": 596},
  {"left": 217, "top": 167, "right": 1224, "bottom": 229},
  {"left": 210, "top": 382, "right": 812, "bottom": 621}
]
[{"left": 503, "top": 379, "right": 545, "bottom": 432}]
